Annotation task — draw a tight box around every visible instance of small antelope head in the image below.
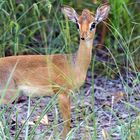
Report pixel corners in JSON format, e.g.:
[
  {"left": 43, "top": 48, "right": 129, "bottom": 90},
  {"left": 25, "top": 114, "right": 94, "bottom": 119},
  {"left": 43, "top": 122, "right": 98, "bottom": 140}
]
[{"left": 62, "top": 4, "right": 110, "bottom": 41}]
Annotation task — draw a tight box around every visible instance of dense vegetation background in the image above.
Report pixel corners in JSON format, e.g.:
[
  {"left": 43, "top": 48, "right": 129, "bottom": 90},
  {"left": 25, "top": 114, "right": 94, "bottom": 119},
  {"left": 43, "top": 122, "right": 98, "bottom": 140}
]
[{"left": 0, "top": 0, "right": 140, "bottom": 72}]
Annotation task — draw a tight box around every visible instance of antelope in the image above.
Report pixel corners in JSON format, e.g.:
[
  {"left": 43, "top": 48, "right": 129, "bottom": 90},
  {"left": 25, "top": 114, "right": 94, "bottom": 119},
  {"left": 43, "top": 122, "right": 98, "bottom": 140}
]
[{"left": 0, "top": 4, "right": 110, "bottom": 138}]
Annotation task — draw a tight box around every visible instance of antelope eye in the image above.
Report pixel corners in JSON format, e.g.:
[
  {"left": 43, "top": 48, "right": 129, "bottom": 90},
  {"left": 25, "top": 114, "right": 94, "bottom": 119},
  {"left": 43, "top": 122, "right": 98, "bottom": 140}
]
[{"left": 90, "top": 22, "right": 96, "bottom": 31}]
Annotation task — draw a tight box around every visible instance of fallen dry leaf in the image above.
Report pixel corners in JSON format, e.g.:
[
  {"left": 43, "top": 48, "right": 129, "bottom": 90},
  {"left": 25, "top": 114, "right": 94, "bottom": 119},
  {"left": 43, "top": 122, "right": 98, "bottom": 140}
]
[
  {"left": 112, "top": 91, "right": 124, "bottom": 103},
  {"left": 34, "top": 115, "right": 49, "bottom": 125},
  {"left": 21, "top": 120, "right": 35, "bottom": 126}
]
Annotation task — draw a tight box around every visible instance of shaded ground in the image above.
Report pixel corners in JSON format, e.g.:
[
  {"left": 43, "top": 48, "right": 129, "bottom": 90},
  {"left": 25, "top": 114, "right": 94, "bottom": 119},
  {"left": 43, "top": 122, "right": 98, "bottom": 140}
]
[{"left": 3, "top": 70, "right": 140, "bottom": 140}]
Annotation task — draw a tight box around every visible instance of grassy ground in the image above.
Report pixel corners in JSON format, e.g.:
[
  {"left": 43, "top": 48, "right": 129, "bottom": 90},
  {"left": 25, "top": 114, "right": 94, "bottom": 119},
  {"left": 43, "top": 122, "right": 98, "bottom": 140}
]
[{"left": 0, "top": 0, "right": 140, "bottom": 139}]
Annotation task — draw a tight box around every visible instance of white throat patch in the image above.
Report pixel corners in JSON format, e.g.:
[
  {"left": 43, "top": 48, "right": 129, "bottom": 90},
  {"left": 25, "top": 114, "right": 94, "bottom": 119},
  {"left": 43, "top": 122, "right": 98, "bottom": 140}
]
[{"left": 86, "top": 40, "right": 93, "bottom": 48}]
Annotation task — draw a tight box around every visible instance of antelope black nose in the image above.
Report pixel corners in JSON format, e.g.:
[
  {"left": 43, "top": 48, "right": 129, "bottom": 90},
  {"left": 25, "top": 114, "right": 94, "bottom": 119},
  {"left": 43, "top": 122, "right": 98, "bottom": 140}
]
[{"left": 81, "top": 37, "right": 85, "bottom": 40}]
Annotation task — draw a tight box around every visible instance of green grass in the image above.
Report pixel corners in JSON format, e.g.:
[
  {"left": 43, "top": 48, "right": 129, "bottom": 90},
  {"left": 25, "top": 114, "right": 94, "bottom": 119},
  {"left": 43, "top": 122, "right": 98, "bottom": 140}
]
[{"left": 0, "top": 0, "right": 140, "bottom": 139}]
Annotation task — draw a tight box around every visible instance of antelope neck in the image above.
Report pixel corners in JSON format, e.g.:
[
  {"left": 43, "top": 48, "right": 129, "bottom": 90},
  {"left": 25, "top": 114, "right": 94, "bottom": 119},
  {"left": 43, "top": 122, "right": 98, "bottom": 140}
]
[{"left": 75, "top": 39, "right": 93, "bottom": 75}]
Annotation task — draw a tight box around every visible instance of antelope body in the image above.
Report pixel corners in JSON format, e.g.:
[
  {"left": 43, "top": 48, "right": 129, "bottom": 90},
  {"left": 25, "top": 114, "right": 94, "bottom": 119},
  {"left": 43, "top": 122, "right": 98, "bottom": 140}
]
[{"left": 0, "top": 4, "right": 110, "bottom": 138}]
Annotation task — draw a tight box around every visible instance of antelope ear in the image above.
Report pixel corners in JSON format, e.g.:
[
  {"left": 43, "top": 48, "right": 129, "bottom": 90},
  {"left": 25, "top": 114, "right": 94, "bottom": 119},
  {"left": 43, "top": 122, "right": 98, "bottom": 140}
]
[
  {"left": 95, "top": 4, "right": 110, "bottom": 23},
  {"left": 61, "top": 6, "right": 79, "bottom": 23}
]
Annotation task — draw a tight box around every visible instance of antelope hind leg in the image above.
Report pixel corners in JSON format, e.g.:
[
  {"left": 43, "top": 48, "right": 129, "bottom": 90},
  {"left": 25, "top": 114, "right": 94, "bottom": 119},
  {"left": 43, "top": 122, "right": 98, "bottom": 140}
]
[{"left": 58, "top": 92, "right": 71, "bottom": 138}]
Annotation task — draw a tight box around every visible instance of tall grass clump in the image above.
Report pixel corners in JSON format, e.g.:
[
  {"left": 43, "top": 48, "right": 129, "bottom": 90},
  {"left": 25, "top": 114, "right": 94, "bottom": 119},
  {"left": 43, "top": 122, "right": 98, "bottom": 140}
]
[{"left": 101, "top": 1, "right": 140, "bottom": 139}]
